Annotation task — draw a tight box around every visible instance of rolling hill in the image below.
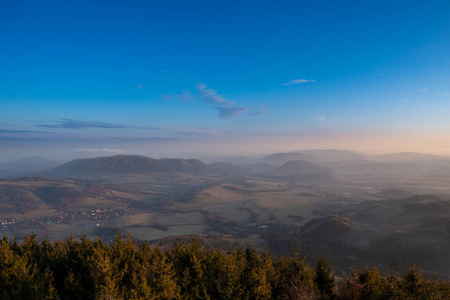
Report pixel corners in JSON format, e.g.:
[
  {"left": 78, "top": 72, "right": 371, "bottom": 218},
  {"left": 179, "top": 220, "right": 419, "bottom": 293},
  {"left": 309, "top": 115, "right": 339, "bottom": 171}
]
[
  {"left": 0, "top": 157, "right": 60, "bottom": 178},
  {"left": 274, "top": 159, "right": 332, "bottom": 175},
  {"left": 260, "top": 152, "right": 312, "bottom": 166},
  {"left": 37, "top": 155, "right": 210, "bottom": 178},
  {"left": 373, "top": 152, "right": 444, "bottom": 162},
  {"left": 0, "top": 177, "right": 145, "bottom": 215}
]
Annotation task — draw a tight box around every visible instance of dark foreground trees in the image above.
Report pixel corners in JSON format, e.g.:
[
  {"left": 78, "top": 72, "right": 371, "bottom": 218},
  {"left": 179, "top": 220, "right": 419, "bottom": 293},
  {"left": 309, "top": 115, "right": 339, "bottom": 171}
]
[{"left": 1, "top": 234, "right": 449, "bottom": 299}]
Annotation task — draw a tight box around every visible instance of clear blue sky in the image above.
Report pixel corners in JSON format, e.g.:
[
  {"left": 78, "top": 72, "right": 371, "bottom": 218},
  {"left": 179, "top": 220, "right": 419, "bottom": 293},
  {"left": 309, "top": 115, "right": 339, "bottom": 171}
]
[{"left": 1, "top": 0, "right": 450, "bottom": 162}]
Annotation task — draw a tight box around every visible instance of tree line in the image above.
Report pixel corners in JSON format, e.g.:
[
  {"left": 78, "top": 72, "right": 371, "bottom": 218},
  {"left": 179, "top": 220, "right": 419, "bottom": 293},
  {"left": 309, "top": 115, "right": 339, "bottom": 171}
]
[{"left": 0, "top": 234, "right": 449, "bottom": 299}]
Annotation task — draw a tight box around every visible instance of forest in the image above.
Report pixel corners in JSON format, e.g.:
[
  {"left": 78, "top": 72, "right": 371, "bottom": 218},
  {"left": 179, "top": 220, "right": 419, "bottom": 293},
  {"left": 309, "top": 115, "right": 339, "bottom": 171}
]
[{"left": 1, "top": 234, "right": 449, "bottom": 300}]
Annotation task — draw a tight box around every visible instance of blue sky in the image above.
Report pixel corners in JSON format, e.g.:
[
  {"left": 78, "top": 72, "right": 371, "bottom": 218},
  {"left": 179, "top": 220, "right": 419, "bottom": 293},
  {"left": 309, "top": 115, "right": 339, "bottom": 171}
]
[{"left": 1, "top": 0, "right": 450, "bottom": 162}]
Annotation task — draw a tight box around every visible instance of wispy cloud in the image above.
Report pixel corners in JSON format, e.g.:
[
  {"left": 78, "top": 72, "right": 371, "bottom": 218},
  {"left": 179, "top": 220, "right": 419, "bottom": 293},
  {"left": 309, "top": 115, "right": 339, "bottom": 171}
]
[
  {"left": 418, "top": 87, "right": 429, "bottom": 93},
  {"left": 312, "top": 115, "right": 327, "bottom": 123},
  {"left": 168, "top": 82, "right": 266, "bottom": 119},
  {"left": 442, "top": 93, "right": 449, "bottom": 96},
  {"left": 196, "top": 83, "right": 266, "bottom": 118},
  {"left": 163, "top": 90, "right": 193, "bottom": 102},
  {"left": 216, "top": 106, "right": 250, "bottom": 119},
  {"left": 0, "top": 128, "right": 50, "bottom": 134},
  {"left": 195, "top": 83, "right": 230, "bottom": 105},
  {"left": 282, "top": 79, "right": 315, "bottom": 86},
  {"left": 35, "top": 119, "right": 158, "bottom": 130}
]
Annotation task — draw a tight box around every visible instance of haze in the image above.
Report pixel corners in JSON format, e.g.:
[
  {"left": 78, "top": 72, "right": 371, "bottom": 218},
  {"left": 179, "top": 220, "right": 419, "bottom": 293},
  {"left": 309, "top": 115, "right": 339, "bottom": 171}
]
[{"left": 1, "top": 1, "right": 450, "bottom": 163}]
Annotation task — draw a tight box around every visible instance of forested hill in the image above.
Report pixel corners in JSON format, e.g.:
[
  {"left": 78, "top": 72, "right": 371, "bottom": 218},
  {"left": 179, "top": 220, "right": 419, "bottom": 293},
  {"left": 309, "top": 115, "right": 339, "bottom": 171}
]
[
  {"left": 1, "top": 235, "right": 449, "bottom": 300},
  {"left": 37, "top": 155, "right": 209, "bottom": 177}
]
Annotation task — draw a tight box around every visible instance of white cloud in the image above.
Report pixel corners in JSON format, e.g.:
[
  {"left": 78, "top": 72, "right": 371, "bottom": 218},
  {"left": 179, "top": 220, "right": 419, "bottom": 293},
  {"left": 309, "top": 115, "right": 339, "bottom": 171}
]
[
  {"left": 418, "top": 87, "right": 429, "bottom": 93},
  {"left": 282, "top": 79, "right": 315, "bottom": 86}
]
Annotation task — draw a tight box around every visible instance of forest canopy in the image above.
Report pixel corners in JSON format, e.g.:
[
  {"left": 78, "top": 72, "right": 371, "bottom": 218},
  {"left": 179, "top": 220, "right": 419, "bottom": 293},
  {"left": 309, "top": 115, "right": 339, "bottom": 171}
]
[{"left": 0, "top": 234, "right": 449, "bottom": 300}]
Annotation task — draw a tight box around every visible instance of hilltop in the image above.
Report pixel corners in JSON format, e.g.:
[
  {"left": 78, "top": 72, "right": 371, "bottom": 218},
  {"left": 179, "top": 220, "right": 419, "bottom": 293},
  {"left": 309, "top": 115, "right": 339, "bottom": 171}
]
[{"left": 37, "top": 155, "right": 209, "bottom": 178}]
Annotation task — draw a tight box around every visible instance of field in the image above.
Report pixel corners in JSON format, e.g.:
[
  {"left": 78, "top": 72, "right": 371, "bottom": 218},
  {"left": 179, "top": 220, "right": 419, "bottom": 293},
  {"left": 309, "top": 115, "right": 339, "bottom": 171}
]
[
  {"left": 98, "top": 180, "right": 331, "bottom": 247},
  {"left": 3, "top": 153, "right": 450, "bottom": 278}
]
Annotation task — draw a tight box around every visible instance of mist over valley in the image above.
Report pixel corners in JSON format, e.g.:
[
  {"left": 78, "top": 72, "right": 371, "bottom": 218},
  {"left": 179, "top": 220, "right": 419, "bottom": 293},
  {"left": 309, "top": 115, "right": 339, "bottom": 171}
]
[{"left": 2, "top": 149, "right": 450, "bottom": 278}]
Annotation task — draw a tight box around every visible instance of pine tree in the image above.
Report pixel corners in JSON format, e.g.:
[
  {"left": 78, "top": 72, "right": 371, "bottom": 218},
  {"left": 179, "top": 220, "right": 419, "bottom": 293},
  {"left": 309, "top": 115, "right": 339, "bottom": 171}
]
[
  {"left": 402, "top": 262, "right": 423, "bottom": 298},
  {"left": 314, "top": 256, "right": 335, "bottom": 298}
]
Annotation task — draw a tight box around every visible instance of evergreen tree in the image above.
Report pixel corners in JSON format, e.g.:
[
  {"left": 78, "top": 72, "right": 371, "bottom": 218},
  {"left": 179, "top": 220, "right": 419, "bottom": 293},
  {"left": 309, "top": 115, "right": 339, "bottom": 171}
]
[{"left": 314, "top": 256, "right": 335, "bottom": 298}]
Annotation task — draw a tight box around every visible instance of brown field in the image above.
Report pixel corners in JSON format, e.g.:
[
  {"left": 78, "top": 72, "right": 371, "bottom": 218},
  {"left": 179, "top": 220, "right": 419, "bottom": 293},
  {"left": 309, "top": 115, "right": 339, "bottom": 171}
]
[{"left": 0, "top": 205, "right": 59, "bottom": 222}]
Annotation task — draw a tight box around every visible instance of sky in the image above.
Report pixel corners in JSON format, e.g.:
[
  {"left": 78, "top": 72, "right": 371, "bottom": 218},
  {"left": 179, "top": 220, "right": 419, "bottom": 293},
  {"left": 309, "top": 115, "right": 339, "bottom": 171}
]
[{"left": 1, "top": 0, "right": 450, "bottom": 163}]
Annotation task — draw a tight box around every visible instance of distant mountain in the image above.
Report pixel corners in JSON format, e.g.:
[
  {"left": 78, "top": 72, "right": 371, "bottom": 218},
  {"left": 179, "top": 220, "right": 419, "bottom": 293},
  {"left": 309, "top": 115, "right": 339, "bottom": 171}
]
[
  {"left": 260, "top": 152, "right": 312, "bottom": 166},
  {"left": 0, "top": 157, "right": 60, "bottom": 178},
  {"left": 38, "top": 155, "right": 209, "bottom": 178},
  {"left": 159, "top": 158, "right": 209, "bottom": 173},
  {"left": 295, "top": 149, "right": 367, "bottom": 163},
  {"left": 274, "top": 160, "right": 332, "bottom": 175},
  {"left": 241, "top": 162, "right": 274, "bottom": 173},
  {"left": 260, "top": 160, "right": 336, "bottom": 183},
  {"left": 373, "top": 152, "right": 444, "bottom": 162},
  {"left": 208, "top": 162, "right": 249, "bottom": 176},
  {"left": 225, "top": 156, "right": 250, "bottom": 164},
  {"left": 260, "top": 149, "right": 367, "bottom": 166}
]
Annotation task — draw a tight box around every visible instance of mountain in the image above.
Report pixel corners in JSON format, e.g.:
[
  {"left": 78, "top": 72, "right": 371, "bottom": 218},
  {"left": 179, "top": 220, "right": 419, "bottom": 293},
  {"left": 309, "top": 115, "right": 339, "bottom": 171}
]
[
  {"left": 241, "top": 162, "right": 274, "bottom": 173},
  {"left": 208, "top": 162, "right": 249, "bottom": 176},
  {"left": 0, "top": 157, "right": 60, "bottom": 178},
  {"left": 274, "top": 160, "right": 332, "bottom": 175},
  {"left": 373, "top": 152, "right": 444, "bottom": 162},
  {"left": 0, "top": 177, "right": 144, "bottom": 214},
  {"left": 159, "top": 158, "right": 208, "bottom": 173},
  {"left": 295, "top": 149, "right": 367, "bottom": 163},
  {"left": 260, "top": 152, "right": 313, "bottom": 166},
  {"left": 38, "top": 155, "right": 209, "bottom": 178},
  {"left": 260, "top": 149, "right": 367, "bottom": 166},
  {"left": 262, "top": 160, "right": 336, "bottom": 183},
  {"left": 300, "top": 215, "right": 356, "bottom": 240},
  {"left": 298, "top": 214, "right": 391, "bottom": 255}
]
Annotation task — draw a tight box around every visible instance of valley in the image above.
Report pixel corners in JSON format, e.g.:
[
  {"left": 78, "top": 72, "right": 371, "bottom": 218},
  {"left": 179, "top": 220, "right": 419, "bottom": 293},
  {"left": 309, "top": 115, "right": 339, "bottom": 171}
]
[{"left": 1, "top": 150, "right": 450, "bottom": 278}]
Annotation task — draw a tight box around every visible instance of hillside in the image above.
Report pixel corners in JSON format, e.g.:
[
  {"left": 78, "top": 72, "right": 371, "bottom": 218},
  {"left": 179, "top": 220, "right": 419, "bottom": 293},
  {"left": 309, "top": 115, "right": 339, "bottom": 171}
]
[
  {"left": 274, "top": 159, "right": 332, "bottom": 175},
  {"left": 299, "top": 214, "right": 386, "bottom": 248},
  {"left": 260, "top": 152, "right": 312, "bottom": 166},
  {"left": 260, "top": 149, "right": 367, "bottom": 167},
  {"left": 373, "top": 152, "right": 444, "bottom": 162},
  {"left": 295, "top": 149, "right": 367, "bottom": 163},
  {"left": 0, "top": 177, "right": 145, "bottom": 215},
  {"left": 38, "top": 155, "right": 209, "bottom": 178}
]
